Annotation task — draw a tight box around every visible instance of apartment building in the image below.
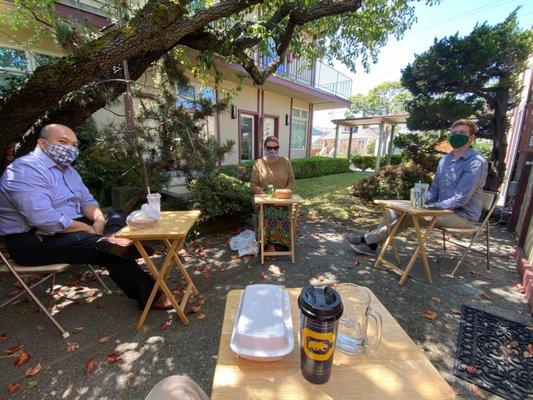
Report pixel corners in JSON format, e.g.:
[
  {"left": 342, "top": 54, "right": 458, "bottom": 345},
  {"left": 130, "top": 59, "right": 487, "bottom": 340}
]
[{"left": 0, "top": 0, "right": 352, "bottom": 165}]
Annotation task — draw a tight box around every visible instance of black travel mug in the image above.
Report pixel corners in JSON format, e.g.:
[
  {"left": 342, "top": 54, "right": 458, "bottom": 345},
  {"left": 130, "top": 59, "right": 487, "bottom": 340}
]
[{"left": 298, "top": 285, "right": 343, "bottom": 384}]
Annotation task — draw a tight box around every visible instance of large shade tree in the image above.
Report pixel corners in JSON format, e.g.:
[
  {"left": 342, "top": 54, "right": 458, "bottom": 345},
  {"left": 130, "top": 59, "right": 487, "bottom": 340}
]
[
  {"left": 0, "top": 0, "right": 438, "bottom": 167},
  {"left": 401, "top": 11, "right": 533, "bottom": 190},
  {"left": 346, "top": 80, "right": 411, "bottom": 117}
]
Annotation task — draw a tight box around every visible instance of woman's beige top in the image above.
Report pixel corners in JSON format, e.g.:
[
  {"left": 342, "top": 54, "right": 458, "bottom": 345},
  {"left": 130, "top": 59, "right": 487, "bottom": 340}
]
[{"left": 250, "top": 157, "right": 295, "bottom": 195}]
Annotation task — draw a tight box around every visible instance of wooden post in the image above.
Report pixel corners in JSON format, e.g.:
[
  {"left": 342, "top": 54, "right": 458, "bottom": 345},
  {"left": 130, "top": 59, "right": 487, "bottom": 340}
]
[
  {"left": 347, "top": 127, "right": 354, "bottom": 159},
  {"left": 386, "top": 124, "right": 396, "bottom": 165},
  {"left": 333, "top": 124, "right": 340, "bottom": 158},
  {"left": 374, "top": 122, "right": 384, "bottom": 174}
]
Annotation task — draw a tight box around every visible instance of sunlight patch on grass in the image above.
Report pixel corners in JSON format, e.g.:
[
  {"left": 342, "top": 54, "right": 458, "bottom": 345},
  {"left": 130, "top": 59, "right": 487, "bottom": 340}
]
[{"left": 294, "top": 172, "right": 381, "bottom": 225}]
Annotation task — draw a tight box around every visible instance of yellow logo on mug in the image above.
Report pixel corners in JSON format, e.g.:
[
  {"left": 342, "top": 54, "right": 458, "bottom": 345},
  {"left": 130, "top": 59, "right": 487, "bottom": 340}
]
[{"left": 302, "top": 328, "right": 335, "bottom": 361}]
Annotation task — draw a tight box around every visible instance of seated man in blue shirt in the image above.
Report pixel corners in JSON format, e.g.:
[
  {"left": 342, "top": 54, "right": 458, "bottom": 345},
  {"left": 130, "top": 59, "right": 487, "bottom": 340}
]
[
  {"left": 345, "top": 119, "right": 488, "bottom": 255},
  {"left": 0, "top": 124, "right": 175, "bottom": 309}
]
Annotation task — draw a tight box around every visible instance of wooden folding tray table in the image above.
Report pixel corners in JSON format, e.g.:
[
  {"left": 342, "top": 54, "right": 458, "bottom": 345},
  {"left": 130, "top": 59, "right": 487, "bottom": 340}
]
[{"left": 116, "top": 210, "right": 201, "bottom": 331}]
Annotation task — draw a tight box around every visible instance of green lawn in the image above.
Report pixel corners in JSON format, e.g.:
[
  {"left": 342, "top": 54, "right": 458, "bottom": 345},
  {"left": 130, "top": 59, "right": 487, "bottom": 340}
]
[{"left": 294, "top": 172, "right": 381, "bottom": 226}]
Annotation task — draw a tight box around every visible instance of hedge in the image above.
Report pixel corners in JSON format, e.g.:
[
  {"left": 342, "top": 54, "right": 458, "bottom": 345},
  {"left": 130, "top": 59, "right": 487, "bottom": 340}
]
[
  {"left": 219, "top": 156, "right": 350, "bottom": 181},
  {"left": 351, "top": 154, "right": 403, "bottom": 171},
  {"left": 291, "top": 157, "right": 350, "bottom": 179}
]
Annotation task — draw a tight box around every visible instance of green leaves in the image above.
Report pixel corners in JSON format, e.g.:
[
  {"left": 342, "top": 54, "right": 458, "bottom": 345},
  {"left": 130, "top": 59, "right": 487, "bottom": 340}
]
[
  {"left": 347, "top": 81, "right": 411, "bottom": 117},
  {"left": 401, "top": 10, "right": 532, "bottom": 137}
]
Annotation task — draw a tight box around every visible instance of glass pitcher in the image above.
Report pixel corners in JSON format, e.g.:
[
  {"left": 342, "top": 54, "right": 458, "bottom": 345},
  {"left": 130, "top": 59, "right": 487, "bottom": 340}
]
[{"left": 335, "top": 283, "right": 382, "bottom": 355}]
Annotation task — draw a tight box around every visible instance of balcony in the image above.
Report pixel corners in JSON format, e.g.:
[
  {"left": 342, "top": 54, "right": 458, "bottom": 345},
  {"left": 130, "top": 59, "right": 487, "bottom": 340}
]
[{"left": 261, "top": 56, "right": 352, "bottom": 100}]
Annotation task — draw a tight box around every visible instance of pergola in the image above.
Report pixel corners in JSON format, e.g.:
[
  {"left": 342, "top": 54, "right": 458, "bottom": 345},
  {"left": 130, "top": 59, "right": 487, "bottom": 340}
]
[{"left": 331, "top": 114, "right": 408, "bottom": 173}]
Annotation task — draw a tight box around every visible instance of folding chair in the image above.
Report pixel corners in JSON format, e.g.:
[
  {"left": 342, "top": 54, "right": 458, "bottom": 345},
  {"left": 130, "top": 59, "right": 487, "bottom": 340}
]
[
  {"left": 0, "top": 249, "right": 112, "bottom": 339},
  {"left": 438, "top": 191, "right": 500, "bottom": 277}
]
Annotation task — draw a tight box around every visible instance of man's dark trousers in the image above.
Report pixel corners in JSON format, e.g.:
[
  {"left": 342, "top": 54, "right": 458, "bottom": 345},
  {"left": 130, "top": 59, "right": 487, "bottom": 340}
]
[{"left": 3, "top": 211, "right": 156, "bottom": 308}]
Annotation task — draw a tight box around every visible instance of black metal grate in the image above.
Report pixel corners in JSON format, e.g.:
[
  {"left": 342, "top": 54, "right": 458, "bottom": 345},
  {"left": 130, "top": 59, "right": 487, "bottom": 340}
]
[{"left": 454, "top": 305, "right": 532, "bottom": 400}]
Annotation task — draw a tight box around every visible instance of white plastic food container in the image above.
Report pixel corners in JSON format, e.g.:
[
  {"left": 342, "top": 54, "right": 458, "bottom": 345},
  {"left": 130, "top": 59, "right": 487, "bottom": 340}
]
[{"left": 230, "top": 284, "right": 294, "bottom": 361}]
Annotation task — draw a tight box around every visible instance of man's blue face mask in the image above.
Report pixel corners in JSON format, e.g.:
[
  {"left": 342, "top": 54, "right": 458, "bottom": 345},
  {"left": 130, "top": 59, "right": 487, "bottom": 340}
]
[{"left": 43, "top": 140, "right": 79, "bottom": 166}]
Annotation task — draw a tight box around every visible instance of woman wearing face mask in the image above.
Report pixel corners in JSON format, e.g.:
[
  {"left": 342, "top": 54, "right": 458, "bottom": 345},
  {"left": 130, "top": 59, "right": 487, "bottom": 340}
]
[{"left": 250, "top": 136, "right": 295, "bottom": 252}]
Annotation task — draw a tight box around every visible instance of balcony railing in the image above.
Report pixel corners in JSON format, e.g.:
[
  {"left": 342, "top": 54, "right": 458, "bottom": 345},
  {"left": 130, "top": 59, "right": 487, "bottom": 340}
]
[{"left": 261, "top": 56, "right": 352, "bottom": 99}]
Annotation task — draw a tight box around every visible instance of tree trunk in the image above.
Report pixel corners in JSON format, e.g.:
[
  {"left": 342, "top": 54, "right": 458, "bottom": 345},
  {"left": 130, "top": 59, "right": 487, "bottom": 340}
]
[
  {"left": 0, "top": 0, "right": 261, "bottom": 156},
  {"left": 14, "top": 51, "right": 165, "bottom": 158},
  {"left": 486, "top": 88, "right": 509, "bottom": 192}
]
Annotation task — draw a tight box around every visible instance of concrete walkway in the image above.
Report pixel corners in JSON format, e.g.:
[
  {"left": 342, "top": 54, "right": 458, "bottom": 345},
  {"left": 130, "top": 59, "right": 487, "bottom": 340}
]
[{"left": 0, "top": 213, "right": 529, "bottom": 399}]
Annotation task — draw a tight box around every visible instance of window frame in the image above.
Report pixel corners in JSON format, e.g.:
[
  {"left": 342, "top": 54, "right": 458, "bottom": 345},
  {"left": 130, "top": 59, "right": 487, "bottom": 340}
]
[{"left": 290, "top": 107, "right": 308, "bottom": 151}]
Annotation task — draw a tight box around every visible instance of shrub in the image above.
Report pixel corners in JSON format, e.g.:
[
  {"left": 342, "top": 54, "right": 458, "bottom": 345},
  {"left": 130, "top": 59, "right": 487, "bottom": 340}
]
[
  {"left": 353, "top": 164, "right": 432, "bottom": 201},
  {"left": 75, "top": 124, "right": 168, "bottom": 206},
  {"left": 220, "top": 157, "right": 350, "bottom": 181},
  {"left": 394, "top": 131, "right": 445, "bottom": 172},
  {"left": 290, "top": 157, "right": 350, "bottom": 179},
  {"left": 472, "top": 139, "right": 493, "bottom": 158},
  {"left": 351, "top": 155, "right": 376, "bottom": 170},
  {"left": 187, "top": 172, "right": 253, "bottom": 218},
  {"left": 218, "top": 161, "right": 254, "bottom": 181},
  {"left": 351, "top": 153, "right": 404, "bottom": 170}
]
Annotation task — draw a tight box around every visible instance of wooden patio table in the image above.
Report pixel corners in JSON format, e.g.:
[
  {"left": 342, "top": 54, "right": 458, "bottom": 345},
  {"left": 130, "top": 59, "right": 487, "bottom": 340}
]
[
  {"left": 373, "top": 200, "right": 453, "bottom": 285},
  {"left": 115, "top": 210, "right": 200, "bottom": 331},
  {"left": 211, "top": 288, "right": 455, "bottom": 399},
  {"left": 254, "top": 194, "right": 304, "bottom": 264}
]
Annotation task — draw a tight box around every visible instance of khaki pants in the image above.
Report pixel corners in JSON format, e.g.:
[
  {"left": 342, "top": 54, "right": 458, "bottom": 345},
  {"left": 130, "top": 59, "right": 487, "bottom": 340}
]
[{"left": 365, "top": 210, "right": 473, "bottom": 245}]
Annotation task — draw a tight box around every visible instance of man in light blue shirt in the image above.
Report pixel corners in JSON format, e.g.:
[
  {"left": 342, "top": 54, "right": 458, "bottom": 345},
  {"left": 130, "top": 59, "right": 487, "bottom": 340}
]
[
  {"left": 0, "top": 124, "right": 175, "bottom": 310},
  {"left": 345, "top": 119, "right": 488, "bottom": 255}
]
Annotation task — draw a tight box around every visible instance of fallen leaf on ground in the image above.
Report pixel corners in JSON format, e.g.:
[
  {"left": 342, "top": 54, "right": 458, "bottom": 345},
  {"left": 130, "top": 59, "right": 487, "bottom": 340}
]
[
  {"left": 451, "top": 309, "right": 462, "bottom": 315},
  {"left": 500, "top": 345, "right": 512, "bottom": 356},
  {"left": 25, "top": 363, "right": 41, "bottom": 377},
  {"left": 35, "top": 325, "right": 45, "bottom": 332},
  {"left": 421, "top": 310, "right": 438, "bottom": 320},
  {"left": 188, "top": 304, "right": 203, "bottom": 314},
  {"left": 65, "top": 342, "right": 79, "bottom": 352},
  {"left": 27, "top": 381, "right": 37, "bottom": 388},
  {"left": 98, "top": 336, "right": 109, "bottom": 343},
  {"left": 466, "top": 365, "right": 477, "bottom": 374},
  {"left": 106, "top": 354, "right": 121, "bottom": 364},
  {"left": 14, "top": 352, "right": 31, "bottom": 367},
  {"left": 524, "top": 343, "right": 533, "bottom": 358},
  {"left": 4, "top": 344, "right": 23, "bottom": 355},
  {"left": 196, "top": 313, "right": 206, "bottom": 320},
  {"left": 159, "top": 319, "right": 171, "bottom": 331},
  {"left": 480, "top": 292, "right": 492, "bottom": 301},
  {"left": 431, "top": 297, "right": 442, "bottom": 303},
  {"left": 84, "top": 359, "right": 97, "bottom": 374},
  {"left": 7, "top": 382, "right": 20, "bottom": 395},
  {"left": 12, "top": 349, "right": 24, "bottom": 358},
  {"left": 73, "top": 326, "right": 84, "bottom": 333},
  {"left": 126, "top": 373, "right": 136, "bottom": 388},
  {"left": 0, "top": 333, "right": 11, "bottom": 342},
  {"left": 469, "top": 384, "right": 486, "bottom": 399}
]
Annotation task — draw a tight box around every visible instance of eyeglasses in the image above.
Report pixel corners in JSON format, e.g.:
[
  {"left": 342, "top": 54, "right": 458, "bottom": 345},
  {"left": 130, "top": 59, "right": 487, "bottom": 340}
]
[
  {"left": 265, "top": 146, "right": 279, "bottom": 150},
  {"left": 450, "top": 130, "right": 470, "bottom": 135}
]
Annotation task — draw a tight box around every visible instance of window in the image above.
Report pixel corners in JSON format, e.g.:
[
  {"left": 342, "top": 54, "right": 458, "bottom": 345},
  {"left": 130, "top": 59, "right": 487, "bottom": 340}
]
[
  {"left": 176, "top": 83, "right": 215, "bottom": 109},
  {"left": 0, "top": 48, "right": 28, "bottom": 72},
  {"left": 1, "top": 47, "right": 28, "bottom": 91},
  {"left": 262, "top": 38, "right": 286, "bottom": 74},
  {"left": 291, "top": 108, "right": 308, "bottom": 150},
  {"left": 240, "top": 114, "right": 255, "bottom": 161},
  {"left": 1, "top": 47, "right": 59, "bottom": 88},
  {"left": 34, "top": 53, "right": 56, "bottom": 68}
]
